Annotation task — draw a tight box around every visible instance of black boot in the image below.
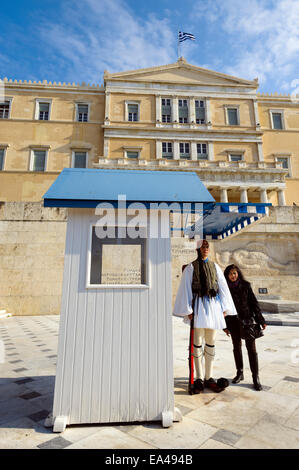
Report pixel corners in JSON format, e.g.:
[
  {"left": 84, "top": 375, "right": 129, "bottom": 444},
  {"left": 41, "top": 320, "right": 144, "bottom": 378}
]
[
  {"left": 232, "top": 348, "right": 244, "bottom": 384},
  {"left": 248, "top": 350, "right": 262, "bottom": 391}
]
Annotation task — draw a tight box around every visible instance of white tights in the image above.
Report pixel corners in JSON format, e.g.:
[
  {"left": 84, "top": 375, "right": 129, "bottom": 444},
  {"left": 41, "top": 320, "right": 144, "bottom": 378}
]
[{"left": 192, "top": 328, "right": 217, "bottom": 380}]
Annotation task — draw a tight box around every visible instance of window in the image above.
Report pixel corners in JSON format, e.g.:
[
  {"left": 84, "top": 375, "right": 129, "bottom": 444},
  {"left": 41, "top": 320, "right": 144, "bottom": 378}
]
[
  {"left": 0, "top": 149, "right": 5, "bottom": 170},
  {"left": 161, "top": 98, "right": 171, "bottom": 123},
  {"left": 227, "top": 107, "right": 239, "bottom": 125},
  {"left": 162, "top": 142, "right": 173, "bottom": 159},
  {"left": 126, "top": 151, "right": 139, "bottom": 159},
  {"left": 88, "top": 225, "right": 147, "bottom": 286},
  {"left": 195, "top": 100, "right": 205, "bottom": 124},
  {"left": 72, "top": 151, "right": 87, "bottom": 168},
  {"left": 179, "top": 142, "right": 190, "bottom": 159},
  {"left": 271, "top": 112, "right": 283, "bottom": 129},
  {"left": 128, "top": 104, "right": 139, "bottom": 122},
  {"left": 197, "top": 143, "right": 208, "bottom": 160},
  {"left": 38, "top": 102, "right": 50, "bottom": 120},
  {"left": 35, "top": 99, "right": 51, "bottom": 120},
  {"left": 229, "top": 154, "right": 243, "bottom": 162},
  {"left": 276, "top": 157, "right": 290, "bottom": 177},
  {"left": 77, "top": 104, "right": 89, "bottom": 122},
  {"left": 0, "top": 101, "right": 10, "bottom": 119},
  {"left": 178, "top": 99, "right": 188, "bottom": 123},
  {"left": 30, "top": 150, "right": 47, "bottom": 171}
]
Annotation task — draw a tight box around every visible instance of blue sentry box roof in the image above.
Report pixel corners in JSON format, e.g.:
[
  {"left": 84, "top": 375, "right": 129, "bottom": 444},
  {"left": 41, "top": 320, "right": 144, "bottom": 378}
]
[{"left": 43, "top": 168, "right": 215, "bottom": 207}]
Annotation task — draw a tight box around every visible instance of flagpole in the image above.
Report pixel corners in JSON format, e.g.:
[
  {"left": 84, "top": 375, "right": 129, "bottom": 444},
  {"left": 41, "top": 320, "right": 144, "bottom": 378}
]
[{"left": 177, "top": 29, "right": 180, "bottom": 59}]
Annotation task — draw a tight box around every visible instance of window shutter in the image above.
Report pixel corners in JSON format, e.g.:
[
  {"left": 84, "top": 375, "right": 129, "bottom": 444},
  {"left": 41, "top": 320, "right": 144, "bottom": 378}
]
[
  {"left": 272, "top": 113, "right": 283, "bottom": 129},
  {"left": 227, "top": 108, "right": 238, "bottom": 125},
  {"left": 128, "top": 104, "right": 138, "bottom": 114},
  {"left": 126, "top": 151, "right": 139, "bottom": 158},
  {"left": 196, "top": 107, "right": 205, "bottom": 121},
  {"left": 33, "top": 151, "right": 46, "bottom": 171},
  {"left": 179, "top": 106, "right": 188, "bottom": 120},
  {"left": 74, "top": 152, "right": 87, "bottom": 168}
]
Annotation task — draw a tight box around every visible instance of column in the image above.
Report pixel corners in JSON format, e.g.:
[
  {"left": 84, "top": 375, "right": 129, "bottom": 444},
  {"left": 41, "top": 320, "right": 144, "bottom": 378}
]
[
  {"left": 257, "top": 142, "right": 264, "bottom": 162},
  {"left": 260, "top": 188, "right": 268, "bottom": 203},
  {"left": 172, "top": 96, "right": 178, "bottom": 123},
  {"left": 156, "top": 95, "right": 161, "bottom": 122},
  {"left": 277, "top": 189, "right": 286, "bottom": 206},
  {"left": 207, "top": 142, "right": 214, "bottom": 161},
  {"left": 220, "top": 188, "right": 228, "bottom": 203},
  {"left": 191, "top": 142, "right": 197, "bottom": 161},
  {"left": 173, "top": 141, "right": 180, "bottom": 160},
  {"left": 253, "top": 99, "right": 260, "bottom": 127},
  {"left": 156, "top": 140, "right": 162, "bottom": 159},
  {"left": 189, "top": 97, "right": 195, "bottom": 123},
  {"left": 240, "top": 188, "right": 248, "bottom": 203},
  {"left": 103, "top": 137, "right": 109, "bottom": 158},
  {"left": 105, "top": 92, "right": 110, "bottom": 122},
  {"left": 205, "top": 98, "right": 211, "bottom": 125}
]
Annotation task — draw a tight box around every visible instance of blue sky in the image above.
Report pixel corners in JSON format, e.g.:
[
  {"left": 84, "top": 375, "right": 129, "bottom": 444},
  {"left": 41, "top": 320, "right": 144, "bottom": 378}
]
[{"left": 0, "top": 0, "right": 298, "bottom": 94}]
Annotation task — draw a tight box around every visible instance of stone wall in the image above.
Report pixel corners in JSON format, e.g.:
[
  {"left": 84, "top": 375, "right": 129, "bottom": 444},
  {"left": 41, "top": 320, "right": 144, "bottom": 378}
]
[
  {"left": 0, "top": 202, "right": 67, "bottom": 315},
  {"left": 0, "top": 202, "right": 298, "bottom": 315}
]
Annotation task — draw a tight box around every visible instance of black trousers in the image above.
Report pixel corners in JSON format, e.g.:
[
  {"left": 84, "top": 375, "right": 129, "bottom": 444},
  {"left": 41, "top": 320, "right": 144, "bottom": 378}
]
[{"left": 225, "top": 315, "right": 258, "bottom": 375}]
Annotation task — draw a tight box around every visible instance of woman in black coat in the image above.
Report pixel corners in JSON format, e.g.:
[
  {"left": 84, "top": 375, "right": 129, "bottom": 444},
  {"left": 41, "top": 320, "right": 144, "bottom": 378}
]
[{"left": 224, "top": 264, "right": 267, "bottom": 391}]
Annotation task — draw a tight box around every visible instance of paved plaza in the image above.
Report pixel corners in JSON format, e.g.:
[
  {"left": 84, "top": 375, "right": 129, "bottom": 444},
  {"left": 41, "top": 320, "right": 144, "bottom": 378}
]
[{"left": 0, "top": 314, "right": 298, "bottom": 449}]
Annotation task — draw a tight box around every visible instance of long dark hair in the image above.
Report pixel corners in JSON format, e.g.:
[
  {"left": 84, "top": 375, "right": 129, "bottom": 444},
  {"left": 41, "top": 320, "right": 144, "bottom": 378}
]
[{"left": 224, "top": 264, "right": 246, "bottom": 284}]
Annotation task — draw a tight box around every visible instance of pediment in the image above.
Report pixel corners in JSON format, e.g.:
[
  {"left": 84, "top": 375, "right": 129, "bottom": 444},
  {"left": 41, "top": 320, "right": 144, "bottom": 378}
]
[{"left": 104, "top": 58, "right": 258, "bottom": 88}]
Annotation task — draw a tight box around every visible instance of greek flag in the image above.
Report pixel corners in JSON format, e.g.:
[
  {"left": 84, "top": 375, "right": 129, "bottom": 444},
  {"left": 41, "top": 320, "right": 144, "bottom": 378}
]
[{"left": 178, "top": 31, "right": 195, "bottom": 43}]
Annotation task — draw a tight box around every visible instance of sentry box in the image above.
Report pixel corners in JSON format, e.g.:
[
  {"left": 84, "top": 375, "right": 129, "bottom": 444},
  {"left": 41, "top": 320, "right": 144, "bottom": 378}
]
[{"left": 43, "top": 168, "right": 270, "bottom": 432}]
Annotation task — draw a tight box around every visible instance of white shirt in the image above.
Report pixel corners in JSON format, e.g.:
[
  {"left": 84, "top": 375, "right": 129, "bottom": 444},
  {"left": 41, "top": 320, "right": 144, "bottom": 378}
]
[{"left": 173, "top": 261, "right": 237, "bottom": 329}]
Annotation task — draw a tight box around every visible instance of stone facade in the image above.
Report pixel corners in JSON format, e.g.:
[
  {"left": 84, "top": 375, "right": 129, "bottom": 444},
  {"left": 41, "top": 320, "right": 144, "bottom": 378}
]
[{"left": 1, "top": 58, "right": 299, "bottom": 206}]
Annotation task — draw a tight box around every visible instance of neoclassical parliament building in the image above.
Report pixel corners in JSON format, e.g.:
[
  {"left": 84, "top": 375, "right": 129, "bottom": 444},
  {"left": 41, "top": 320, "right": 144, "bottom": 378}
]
[{"left": 1, "top": 58, "right": 299, "bottom": 315}]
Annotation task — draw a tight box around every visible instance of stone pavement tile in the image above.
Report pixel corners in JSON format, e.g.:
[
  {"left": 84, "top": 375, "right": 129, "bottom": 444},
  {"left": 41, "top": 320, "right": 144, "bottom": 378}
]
[
  {"left": 256, "top": 367, "right": 285, "bottom": 388},
  {"left": 38, "top": 436, "right": 72, "bottom": 449},
  {"left": 284, "top": 406, "right": 299, "bottom": 431},
  {"left": 187, "top": 397, "right": 265, "bottom": 435},
  {"left": 26, "top": 392, "right": 54, "bottom": 412},
  {"left": 27, "top": 376, "right": 55, "bottom": 395},
  {"left": 0, "top": 397, "right": 43, "bottom": 426},
  {"left": 270, "top": 378, "right": 299, "bottom": 398},
  {"left": 175, "top": 394, "right": 215, "bottom": 412},
  {"left": 61, "top": 424, "right": 121, "bottom": 445},
  {"left": 235, "top": 413, "right": 299, "bottom": 449},
  {"left": 0, "top": 381, "right": 33, "bottom": 402},
  {"left": 198, "top": 439, "right": 236, "bottom": 450},
  {"left": 66, "top": 426, "right": 154, "bottom": 449},
  {"left": 128, "top": 417, "right": 218, "bottom": 449},
  {"left": 27, "top": 410, "right": 51, "bottom": 423},
  {"left": 15, "top": 377, "right": 34, "bottom": 385},
  {"left": 0, "top": 416, "right": 53, "bottom": 449},
  {"left": 283, "top": 376, "right": 299, "bottom": 383},
  {"left": 20, "top": 391, "right": 42, "bottom": 400},
  {"left": 210, "top": 429, "right": 242, "bottom": 446},
  {"left": 251, "top": 390, "right": 299, "bottom": 424}
]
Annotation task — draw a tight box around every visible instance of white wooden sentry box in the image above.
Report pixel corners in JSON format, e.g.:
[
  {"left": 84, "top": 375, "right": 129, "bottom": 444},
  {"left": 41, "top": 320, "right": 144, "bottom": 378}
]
[{"left": 42, "top": 168, "right": 215, "bottom": 432}]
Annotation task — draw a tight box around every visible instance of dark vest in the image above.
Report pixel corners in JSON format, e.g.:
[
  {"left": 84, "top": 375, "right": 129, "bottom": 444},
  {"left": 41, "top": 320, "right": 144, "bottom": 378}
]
[{"left": 191, "top": 258, "right": 218, "bottom": 298}]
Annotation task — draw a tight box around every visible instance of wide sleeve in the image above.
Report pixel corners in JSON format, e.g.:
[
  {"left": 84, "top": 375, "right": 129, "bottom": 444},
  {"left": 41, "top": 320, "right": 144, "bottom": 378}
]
[
  {"left": 248, "top": 284, "right": 266, "bottom": 325},
  {"left": 172, "top": 263, "right": 194, "bottom": 318},
  {"left": 215, "top": 263, "right": 237, "bottom": 316}
]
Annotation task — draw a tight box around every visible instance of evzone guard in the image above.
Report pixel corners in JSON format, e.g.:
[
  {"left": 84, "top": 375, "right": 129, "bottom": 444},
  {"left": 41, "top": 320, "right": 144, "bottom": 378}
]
[{"left": 173, "top": 239, "right": 237, "bottom": 394}]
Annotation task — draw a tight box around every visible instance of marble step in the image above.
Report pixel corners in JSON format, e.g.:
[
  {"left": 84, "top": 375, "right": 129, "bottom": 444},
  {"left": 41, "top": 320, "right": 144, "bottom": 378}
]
[{"left": 258, "top": 300, "right": 299, "bottom": 313}]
